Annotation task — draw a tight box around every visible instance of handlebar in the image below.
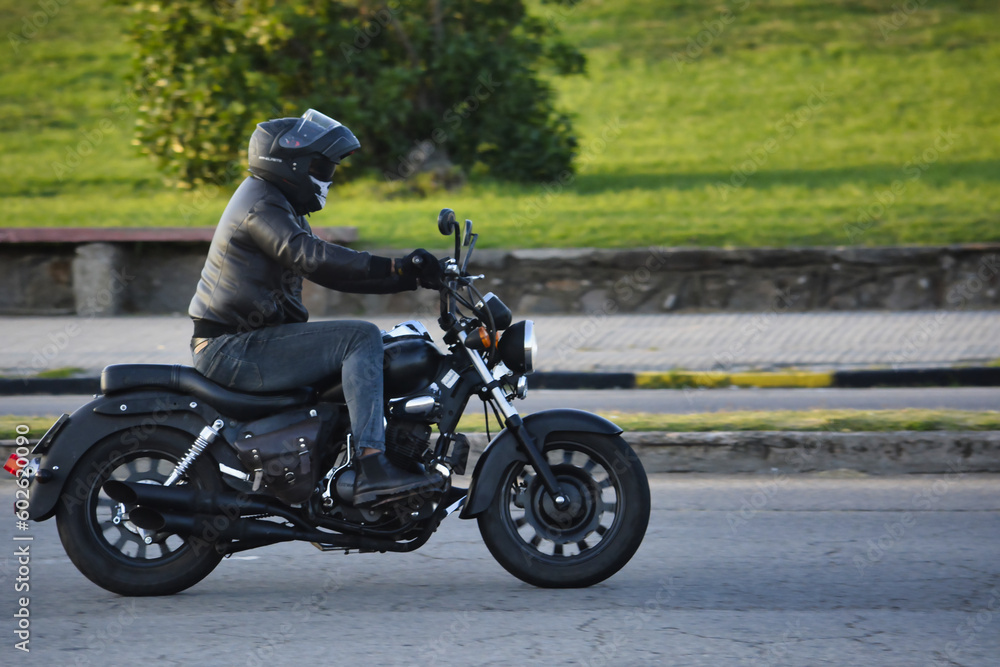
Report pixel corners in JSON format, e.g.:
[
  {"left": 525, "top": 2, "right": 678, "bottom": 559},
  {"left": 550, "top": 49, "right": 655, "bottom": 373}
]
[{"left": 436, "top": 250, "right": 499, "bottom": 366}]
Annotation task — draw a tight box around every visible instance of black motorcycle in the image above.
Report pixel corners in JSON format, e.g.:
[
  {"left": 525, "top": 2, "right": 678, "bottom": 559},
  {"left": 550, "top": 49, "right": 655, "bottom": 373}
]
[{"left": 14, "top": 210, "right": 650, "bottom": 595}]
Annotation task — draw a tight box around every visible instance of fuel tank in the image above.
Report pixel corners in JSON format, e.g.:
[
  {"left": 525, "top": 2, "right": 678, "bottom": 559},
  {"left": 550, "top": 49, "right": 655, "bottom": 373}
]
[{"left": 383, "top": 338, "right": 442, "bottom": 397}]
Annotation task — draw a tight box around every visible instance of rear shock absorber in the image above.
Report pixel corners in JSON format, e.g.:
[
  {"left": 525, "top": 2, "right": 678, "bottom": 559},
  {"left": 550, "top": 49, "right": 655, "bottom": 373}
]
[{"left": 165, "top": 419, "right": 225, "bottom": 486}]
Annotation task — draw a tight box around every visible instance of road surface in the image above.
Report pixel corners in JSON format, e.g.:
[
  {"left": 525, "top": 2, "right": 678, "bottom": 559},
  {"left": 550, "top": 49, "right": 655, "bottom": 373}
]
[{"left": 2, "top": 473, "right": 997, "bottom": 665}]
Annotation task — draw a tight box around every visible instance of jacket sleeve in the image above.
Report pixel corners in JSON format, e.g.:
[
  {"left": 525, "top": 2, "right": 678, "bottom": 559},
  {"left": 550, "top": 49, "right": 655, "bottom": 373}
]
[
  {"left": 244, "top": 200, "right": 383, "bottom": 288},
  {"left": 322, "top": 274, "right": 419, "bottom": 294}
]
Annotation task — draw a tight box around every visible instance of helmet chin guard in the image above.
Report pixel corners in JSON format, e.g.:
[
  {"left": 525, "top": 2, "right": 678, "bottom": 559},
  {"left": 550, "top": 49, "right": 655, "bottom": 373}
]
[{"left": 248, "top": 109, "right": 360, "bottom": 214}]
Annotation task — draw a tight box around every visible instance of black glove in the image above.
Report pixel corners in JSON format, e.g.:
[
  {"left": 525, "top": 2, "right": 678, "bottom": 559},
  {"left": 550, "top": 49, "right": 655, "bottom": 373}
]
[
  {"left": 396, "top": 249, "right": 444, "bottom": 289},
  {"left": 418, "top": 258, "right": 451, "bottom": 290}
]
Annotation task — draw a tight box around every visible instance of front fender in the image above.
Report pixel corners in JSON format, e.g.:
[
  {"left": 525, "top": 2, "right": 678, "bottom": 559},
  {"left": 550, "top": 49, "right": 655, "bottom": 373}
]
[
  {"left": 459, "top": 408, "right": 622, "bottom": 519},
  {"left": 26, "top": 391, "right": 220, "bottom": 522}
]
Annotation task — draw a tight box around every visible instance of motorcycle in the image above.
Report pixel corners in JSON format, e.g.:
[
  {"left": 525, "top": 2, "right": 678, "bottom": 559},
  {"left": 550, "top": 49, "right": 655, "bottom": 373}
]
[{"left": 11, "top": 209, "right": 650, "bottom": 595}]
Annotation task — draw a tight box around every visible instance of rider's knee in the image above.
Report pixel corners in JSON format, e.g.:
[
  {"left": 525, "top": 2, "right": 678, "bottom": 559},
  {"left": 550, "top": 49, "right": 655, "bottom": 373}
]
[{"left": 354, "top": 321, "right": 383, "bottom": 353}]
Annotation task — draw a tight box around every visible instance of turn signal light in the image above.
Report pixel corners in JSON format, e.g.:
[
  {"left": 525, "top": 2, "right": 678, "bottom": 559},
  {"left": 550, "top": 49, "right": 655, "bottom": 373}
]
[{"left": 464, "top": 326, "right": 495, "bottom": 351}]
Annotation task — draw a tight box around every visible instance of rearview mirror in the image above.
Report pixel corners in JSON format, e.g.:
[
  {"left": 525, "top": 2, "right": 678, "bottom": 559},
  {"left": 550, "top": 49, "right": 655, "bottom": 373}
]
[
  {"left": 463, "top": 219, "right": 473, "bottom": 246},
  {"left": 438, "top": 208, "right": 457, "bottom": 236}
]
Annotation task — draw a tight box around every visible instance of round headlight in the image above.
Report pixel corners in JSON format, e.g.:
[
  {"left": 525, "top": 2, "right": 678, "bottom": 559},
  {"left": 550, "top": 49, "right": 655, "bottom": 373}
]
[{"left": 497, "top": 320, "right": 537, "bottom": 375}]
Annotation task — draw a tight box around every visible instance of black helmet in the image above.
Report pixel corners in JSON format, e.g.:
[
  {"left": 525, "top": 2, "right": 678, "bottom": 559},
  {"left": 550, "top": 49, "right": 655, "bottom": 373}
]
[{"left": 248, "top": 109, "right": 361, "bottom": 214}]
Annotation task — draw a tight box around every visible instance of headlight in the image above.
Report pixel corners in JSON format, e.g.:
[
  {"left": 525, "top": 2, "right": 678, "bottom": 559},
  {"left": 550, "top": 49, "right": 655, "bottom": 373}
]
[{"left": 497, "top": 320, "right": 537, "bottom": 375}]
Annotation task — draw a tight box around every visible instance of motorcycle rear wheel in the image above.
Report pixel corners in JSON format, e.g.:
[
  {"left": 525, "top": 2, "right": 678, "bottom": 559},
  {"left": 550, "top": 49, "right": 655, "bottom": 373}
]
[
  {"left": 477, "top": 432, "right": 650, "bottom": 588},
  {"left": 55, "top": 429, "right": 226, "bottom": 596}
]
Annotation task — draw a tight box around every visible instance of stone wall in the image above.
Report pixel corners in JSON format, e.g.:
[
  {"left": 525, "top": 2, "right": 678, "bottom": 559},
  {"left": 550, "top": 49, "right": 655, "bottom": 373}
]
[
  {"left": 0, "top": 247, "right": 76, "bottom": 315},
  {"left": 1, "top": 243, "right": 997, "bottom": 316}
]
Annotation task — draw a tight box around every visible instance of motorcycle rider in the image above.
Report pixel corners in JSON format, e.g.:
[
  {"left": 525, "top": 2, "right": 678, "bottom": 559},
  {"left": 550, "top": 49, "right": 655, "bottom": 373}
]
[{"left": 188, "top": 109, "right": 444, "bottom": 507}]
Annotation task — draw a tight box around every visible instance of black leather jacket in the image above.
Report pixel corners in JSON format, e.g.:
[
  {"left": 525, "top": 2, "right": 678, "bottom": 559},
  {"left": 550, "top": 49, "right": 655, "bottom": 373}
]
[{"left": 188, "top": 176, "right": 413, "bottom": 337}]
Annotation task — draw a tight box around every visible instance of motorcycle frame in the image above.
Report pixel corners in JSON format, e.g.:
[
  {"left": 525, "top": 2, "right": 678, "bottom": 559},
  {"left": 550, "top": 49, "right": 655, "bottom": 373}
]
[{"left": 24, "top": 216, "right": 625, "bottom": 552}]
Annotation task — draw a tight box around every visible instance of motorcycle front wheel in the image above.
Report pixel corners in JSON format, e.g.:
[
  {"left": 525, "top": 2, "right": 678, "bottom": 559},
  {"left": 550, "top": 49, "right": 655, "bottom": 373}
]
[
  {"left": 55, "top": 429, "right": 226, "bottom": 596},
  {"left": 478, "top": 432, "right": 650, "bottom": 588}
]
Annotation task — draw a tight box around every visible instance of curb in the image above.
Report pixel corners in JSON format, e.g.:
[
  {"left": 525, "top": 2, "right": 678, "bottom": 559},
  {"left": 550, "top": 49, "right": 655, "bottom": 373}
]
[
  {"left": 533, "top": 366, "right": 1000, "bottom": 390},
  {"left": 1, "top": 366, "right": 999, "bottom": 396},
  {"left": 462, "top": 431, "right": 1000, "bottom": 474},
  {"left": 5, "top": 431, "right": 998, "bottom": 475}
]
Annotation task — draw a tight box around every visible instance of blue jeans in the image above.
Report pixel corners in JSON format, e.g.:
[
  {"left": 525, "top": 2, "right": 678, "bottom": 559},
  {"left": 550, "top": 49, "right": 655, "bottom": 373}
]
[{"left": 191, "top": 320, "right": 385, "bottom": 452}]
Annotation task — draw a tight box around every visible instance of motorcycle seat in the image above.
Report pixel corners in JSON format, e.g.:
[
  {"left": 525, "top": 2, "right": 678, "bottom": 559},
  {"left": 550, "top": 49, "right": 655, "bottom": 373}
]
[{"left": 100, "top": 364, "right": 315, "bottom": 420}]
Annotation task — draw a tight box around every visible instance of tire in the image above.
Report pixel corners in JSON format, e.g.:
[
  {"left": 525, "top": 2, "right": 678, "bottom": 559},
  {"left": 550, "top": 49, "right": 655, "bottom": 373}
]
[
  {"left": 55, "top": 429, "right": 226, "bottom": 596},
  {"left": 477, "top": 432, "right": 650, "bottom": 588}
]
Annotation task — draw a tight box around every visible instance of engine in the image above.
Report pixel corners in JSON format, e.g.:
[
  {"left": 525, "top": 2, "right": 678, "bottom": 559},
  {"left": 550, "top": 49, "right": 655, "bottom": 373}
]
[
  {"left": 329, "top": 417, "right": 434, "bottom": 508},
  {"left": 384, "top": 418, "right": 433, "bottom": 471}
]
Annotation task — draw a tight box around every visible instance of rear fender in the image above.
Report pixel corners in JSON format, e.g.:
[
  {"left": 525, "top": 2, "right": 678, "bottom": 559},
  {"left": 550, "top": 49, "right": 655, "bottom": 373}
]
[
  {"left": 459, "top": 409, "right": 622, "bottom": 519},
  {"left": 26, "top": 390, "right": 226, "bottom": 522}
]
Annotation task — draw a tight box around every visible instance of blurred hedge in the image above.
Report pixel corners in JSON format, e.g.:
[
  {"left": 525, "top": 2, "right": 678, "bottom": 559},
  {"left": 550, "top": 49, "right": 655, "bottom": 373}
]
[{"left": 114, "top": 0, "right": 585, "bottom": 188}]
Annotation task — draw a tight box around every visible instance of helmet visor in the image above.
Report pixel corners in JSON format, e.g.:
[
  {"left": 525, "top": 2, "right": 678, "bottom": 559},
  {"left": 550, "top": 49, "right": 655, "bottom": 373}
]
[
  {"left": 309, "top": 156, "right": 337, "bottom": 181},
  {"left": 278, "top": 109, "right": 343, "bottom": 149}
]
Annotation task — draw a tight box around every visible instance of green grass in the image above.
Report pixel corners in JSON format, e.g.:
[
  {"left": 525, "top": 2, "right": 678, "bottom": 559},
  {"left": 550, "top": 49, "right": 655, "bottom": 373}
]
[
  {"left": 4, "top": 408, "right": 998, "bottom": 441},
  {"left": 34, "top": 367, "right": 86, "bottom": 379},
  {"left": 455, "top": 408, "right": 1000, "bottom": 433},
  {"left": 1, "top": 0, "right": 998, "bottom": 249},
  {"left": 0, "top": 367, "right": 87, "bottom": 380},
  {"left": 0, "top": 416, "right": 59, "bottom": 441}
]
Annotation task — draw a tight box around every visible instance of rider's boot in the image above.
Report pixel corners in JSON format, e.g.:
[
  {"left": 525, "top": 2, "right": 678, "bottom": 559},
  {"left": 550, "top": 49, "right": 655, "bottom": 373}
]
[{"left": 353, "top": 452, "right": 444, "bottom": 507}]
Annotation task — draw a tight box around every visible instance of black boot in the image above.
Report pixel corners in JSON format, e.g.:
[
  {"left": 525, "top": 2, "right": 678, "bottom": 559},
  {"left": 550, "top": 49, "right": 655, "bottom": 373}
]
[{"left": 353, "top": 452, "right": 444, "bottom": 507}]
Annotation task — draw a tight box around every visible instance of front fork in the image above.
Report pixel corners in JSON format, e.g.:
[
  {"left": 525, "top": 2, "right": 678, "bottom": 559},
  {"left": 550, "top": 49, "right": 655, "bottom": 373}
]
[{"left": 459, "top": 334, "right": 571, "bottom": 509}]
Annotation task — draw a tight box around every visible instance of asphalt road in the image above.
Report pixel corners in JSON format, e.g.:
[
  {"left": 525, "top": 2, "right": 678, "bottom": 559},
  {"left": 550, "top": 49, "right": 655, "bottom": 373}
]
[
  {"left": 2, "top": 474, "right": 998, "bottom": 666},
  {"left": 3, "top": 387, "right": 998, "bottom": 418}
]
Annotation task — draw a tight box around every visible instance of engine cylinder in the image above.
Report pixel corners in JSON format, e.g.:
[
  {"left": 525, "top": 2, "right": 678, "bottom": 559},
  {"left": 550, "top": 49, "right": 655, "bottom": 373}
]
[{"left": 385, "top": 419, "right": 432, "bottom": 471}]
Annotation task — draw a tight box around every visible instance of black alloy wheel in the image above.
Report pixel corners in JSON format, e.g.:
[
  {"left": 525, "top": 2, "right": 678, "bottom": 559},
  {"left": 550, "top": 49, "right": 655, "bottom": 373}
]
[
  {"left": 478, "top": 432, "right": 650, "bottom": 588},
  {"left": 55, "top": 429, "right": 226, "bottom": 596}
]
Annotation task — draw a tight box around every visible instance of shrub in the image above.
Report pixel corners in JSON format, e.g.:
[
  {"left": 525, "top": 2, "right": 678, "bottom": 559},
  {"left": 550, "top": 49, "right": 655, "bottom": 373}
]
[{"left": 114, "top": 0, "right": 585, "bottom": 188}]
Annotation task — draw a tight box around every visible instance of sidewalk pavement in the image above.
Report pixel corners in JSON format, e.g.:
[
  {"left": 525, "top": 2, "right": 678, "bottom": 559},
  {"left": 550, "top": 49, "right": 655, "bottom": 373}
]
[{"left": 2, "top": 311, "right": 999, "bottom": 379}]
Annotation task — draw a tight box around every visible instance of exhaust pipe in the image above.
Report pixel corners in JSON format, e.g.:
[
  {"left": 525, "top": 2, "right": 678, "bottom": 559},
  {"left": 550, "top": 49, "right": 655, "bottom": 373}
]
[
  {"left": 104, "top": 480, "right": 277, "bottom": 516},
  {"left": 129, "top": 506, "right": 345, "bottom": 546},
  {"left": 110, "top": 482, "right": 448, "bottom": 554},
  {"left": 131, "top": 506, "right": 411, "bottom": 554}
]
